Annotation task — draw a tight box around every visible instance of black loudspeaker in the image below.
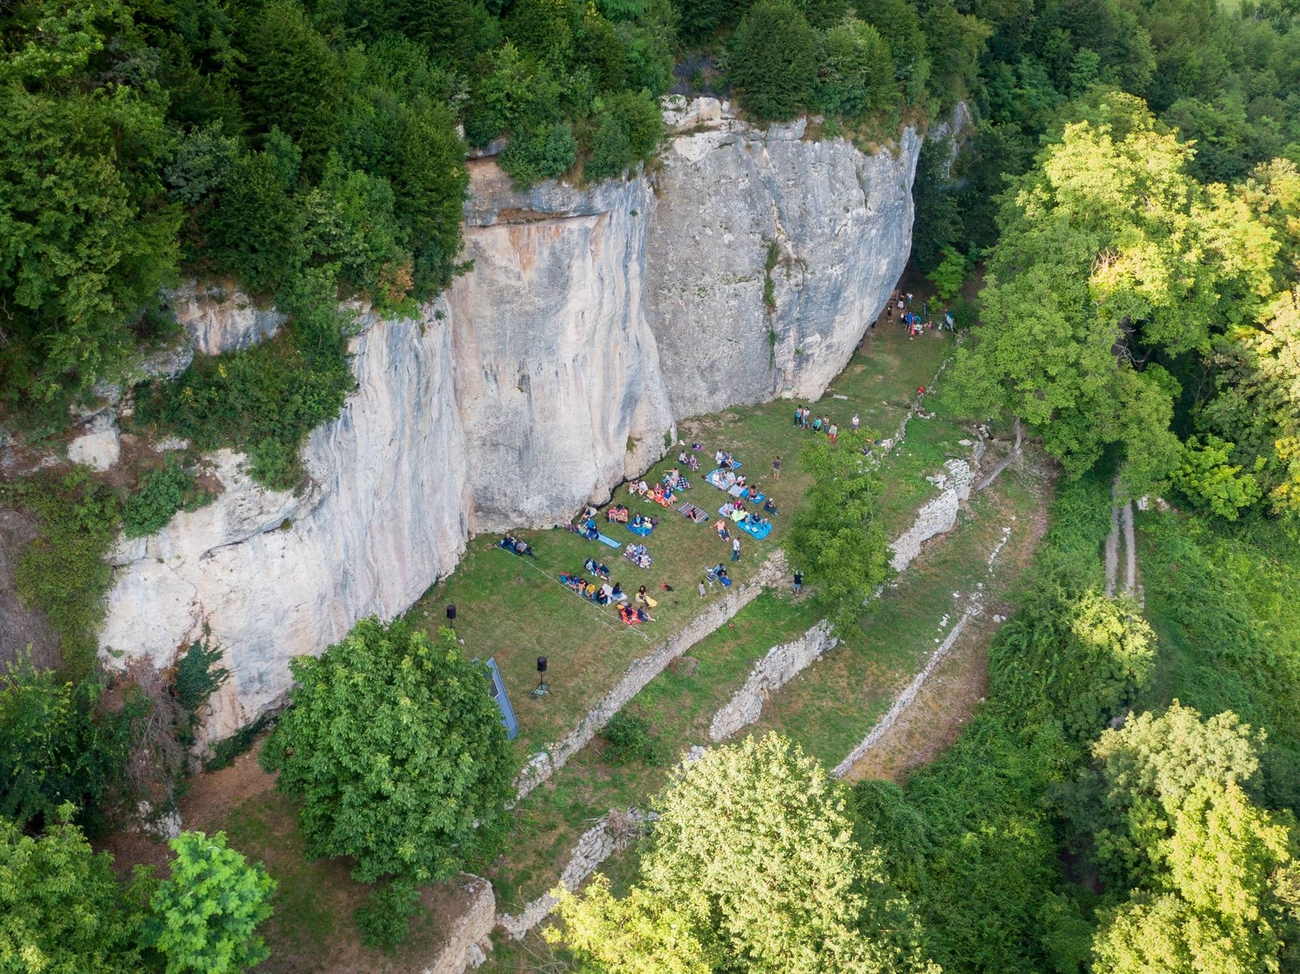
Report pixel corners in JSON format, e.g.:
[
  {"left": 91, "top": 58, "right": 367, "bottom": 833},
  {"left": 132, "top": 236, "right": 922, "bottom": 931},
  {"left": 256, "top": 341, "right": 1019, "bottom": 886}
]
[{"left": 537, "top": 656, "right": 548, "bottom": 673}]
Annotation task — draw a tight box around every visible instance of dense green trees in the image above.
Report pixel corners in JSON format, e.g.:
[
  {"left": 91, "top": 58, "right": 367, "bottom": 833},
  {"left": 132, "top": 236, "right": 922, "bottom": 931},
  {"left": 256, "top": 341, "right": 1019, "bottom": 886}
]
[
  {"left": 0, "top": 812, "right": 275, "bottom": 974},
  {"left": 260, "top": 619, "right": 512, "bottom": 886},
  {"left": 786, "top": 430, "right": 889, "bottom": 629},
  {"left": 952, "top": 94, "right": 1281, "bottom": 492},
  {"left": 552, "top": 733, "right": 938, "bottom": 973}
]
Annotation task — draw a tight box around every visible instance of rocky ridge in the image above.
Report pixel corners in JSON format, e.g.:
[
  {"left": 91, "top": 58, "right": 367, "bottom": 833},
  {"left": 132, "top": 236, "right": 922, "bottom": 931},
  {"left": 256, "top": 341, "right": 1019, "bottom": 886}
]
[{"left": 98, "top": 98, "right": 932, "bottom": 740}]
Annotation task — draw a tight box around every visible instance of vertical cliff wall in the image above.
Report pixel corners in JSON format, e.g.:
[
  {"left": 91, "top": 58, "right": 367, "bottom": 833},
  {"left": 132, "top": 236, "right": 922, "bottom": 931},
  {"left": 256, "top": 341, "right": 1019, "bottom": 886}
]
[
  {"left": 101, "top": 303, "right": 471, "bottom": 739},
  {"left": 445, "top": 164, "right": 674, "bottom": 532},
  {"left": 647, "top": 98, "right": 922, "bottom": 418},
  {"left": 98, "top": 99, "right": 928, "bottom": 736}
]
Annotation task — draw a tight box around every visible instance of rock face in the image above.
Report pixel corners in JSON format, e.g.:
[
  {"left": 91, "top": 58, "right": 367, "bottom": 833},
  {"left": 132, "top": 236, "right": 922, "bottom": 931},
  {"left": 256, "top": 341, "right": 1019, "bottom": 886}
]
[
  {"left": 445, "top": 164, "right": 674, "bottom": 532},
  {"left": 99, "top": 99, "right": 929, "bottom": 738},
  {"left": 646, "top": 97, "right": 923, "bottom": 418},
  {"left": 101, "top": 302, "right": 470, "bottom": 739}
]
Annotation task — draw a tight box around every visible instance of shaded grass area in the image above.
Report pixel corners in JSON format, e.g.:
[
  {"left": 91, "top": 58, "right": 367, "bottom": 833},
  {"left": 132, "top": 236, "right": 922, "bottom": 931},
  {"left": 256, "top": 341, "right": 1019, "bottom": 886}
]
[
  {"left": 483, "top": 591, "right": 824, "bottom": 913},
  {"left": 409, "top": 327, "right": 954, "bottom": 759},
  {"left": 752, "top": 460, "right": 1046, "bottom": 768}
]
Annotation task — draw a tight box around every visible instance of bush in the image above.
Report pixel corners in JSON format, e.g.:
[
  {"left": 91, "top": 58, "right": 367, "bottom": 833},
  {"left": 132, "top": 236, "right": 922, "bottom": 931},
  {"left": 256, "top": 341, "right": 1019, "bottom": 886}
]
[
  {"left": 727, "top": 0, "right": 818, "bottom": 121},
  {"left": 602, "top": 711, "right": 660, "bottom": 765},
  {"left": 6, "top": 469, "right": 121, "bottom": 671},
  {"left": 585, "top": 90, "right": 663, "bottom": 183},
  {"left": 143, "top": 831, "right": 276, "bottom": 974},
  {"left": 354, "top": 877, "right": 422, "bottom": 950},
  {"left": 0, "top": 809, "right": 146, "bottom": 973},
  {"left": 0, "top": 663, "right": 141, "bottom": 834},
  {"left": 123, "top": 458, "right": 210, "bottom": 538},
  {"left": 133, "top": 275, "right": 354, "bottom": 492}
]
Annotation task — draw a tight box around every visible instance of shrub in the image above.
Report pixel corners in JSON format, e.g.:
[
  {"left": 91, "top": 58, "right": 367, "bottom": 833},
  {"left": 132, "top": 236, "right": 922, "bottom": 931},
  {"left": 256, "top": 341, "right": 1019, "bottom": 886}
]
[
  {"left": 123, "top": 458, "right": 210, "bottom": 538},
  {"left": 0, "top": 663, "right": 141, "bottom": 834},
  {"left": 354, "top": 877, "right": 422, "bottom": 950},
  {"left": 143, "top": 830, "right": 276, "bottom": 973},
  {"left": 0, "top": 809, "right": 145, "bottom": 973},
  {"left": 602, "top": 711, "right": 660, "bottom": 765},
  {"left": 7, "top": 468, "right": 121, "bottom": 671}
]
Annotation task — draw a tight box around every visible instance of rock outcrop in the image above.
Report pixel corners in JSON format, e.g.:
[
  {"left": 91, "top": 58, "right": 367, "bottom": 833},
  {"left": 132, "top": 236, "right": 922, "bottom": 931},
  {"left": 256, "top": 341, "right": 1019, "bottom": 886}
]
[
  {"left": 99, "top": 99, "right": 930, "bottom": 738},
  {"left": 647, "top": 97, "right": 922, "bottom": 418},
  {"left": 445, "top": 164, "right": 674, "bottom": 532},
  {"left": 101, "top": 302, "right": 471, "bottom": 739}
]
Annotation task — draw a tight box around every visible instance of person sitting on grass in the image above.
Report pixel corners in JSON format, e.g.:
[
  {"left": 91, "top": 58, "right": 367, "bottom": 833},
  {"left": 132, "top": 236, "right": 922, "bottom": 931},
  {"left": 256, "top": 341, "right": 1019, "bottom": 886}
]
[
  {"left": 499, "top": 534, "right": 517, "bottom": 551},
  {"left": 763, "top": 497, "right": 779, "bottom": 515},
  {"left": 611, "top": 581, "right": 627, "bottom": 601},
  {"left": 636, "top": 606, "right": 653, "bottom": 623}
]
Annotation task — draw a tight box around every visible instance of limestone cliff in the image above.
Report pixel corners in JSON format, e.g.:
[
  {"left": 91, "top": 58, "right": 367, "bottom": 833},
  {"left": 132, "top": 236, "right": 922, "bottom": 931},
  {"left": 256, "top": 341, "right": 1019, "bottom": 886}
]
[
  {"left": 445, "top": 164, "right": 674, "bottom": 533},
  {"left": 98, "top": 99, "right": 929, "bottom": 737},
  {"left": 102, "top": 302, "right": 471, "bottom": 738},
  {"left": 648, "top": 97, "right": 922, "bottom": 417}
]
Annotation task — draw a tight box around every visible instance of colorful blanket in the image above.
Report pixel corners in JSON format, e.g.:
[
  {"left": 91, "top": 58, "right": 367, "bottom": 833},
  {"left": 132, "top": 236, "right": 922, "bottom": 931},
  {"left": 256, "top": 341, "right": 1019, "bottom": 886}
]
[
  {"left": 628, "top": 523, "right": 653, "bottom": 537},
  {"left": 677, "top": 503, "right": 708, "bottom": 523}
]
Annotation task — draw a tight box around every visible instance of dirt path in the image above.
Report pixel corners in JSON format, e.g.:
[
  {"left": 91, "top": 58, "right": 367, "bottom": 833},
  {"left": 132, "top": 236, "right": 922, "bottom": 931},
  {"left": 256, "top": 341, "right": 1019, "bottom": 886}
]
[
  {"left": 1104, "top": 475, "right": 1137, "bottom": 599},
  {"left": 838, "top": 451, "right": 1053, "bottom": 783}
]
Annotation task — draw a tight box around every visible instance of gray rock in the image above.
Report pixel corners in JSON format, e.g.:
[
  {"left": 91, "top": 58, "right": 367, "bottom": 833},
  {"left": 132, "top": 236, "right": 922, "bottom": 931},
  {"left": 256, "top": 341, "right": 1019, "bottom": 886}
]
[
  {"left": 68, "top": 426, "right": 120, "bottom": 472},
  {"left": 164, "top": 284, "right": 285, "bottom": 356}
]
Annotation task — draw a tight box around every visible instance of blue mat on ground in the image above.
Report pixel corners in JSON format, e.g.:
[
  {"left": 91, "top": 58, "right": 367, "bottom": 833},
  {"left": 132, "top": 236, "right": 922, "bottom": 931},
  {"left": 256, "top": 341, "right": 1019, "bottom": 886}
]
[
  {"left": 628, "top": 523, "right": 653, "bottom": 537},
  {"left": 738, "top": 518, "right": 773, "bottom": 540},
  {"left": 706, "top": 469, "right": 735, "bottom": 491},
  {"left": 596, "top": 533, "right": 621, "bottom": 548}
]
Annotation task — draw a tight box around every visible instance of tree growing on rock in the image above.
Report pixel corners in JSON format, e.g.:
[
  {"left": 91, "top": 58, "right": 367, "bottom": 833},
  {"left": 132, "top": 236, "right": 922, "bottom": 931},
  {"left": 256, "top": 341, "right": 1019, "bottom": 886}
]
[
  {"left": 260, "top": 619, "right": 512, "bottom": 917},
  {"left": 550, "top": 733, "right": 938, "bottom": 974}
]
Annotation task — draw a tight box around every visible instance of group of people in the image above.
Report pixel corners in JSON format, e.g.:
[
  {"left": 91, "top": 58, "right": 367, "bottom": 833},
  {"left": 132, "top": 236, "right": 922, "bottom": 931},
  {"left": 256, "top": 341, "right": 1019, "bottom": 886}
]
[
  {"left": 793, "top": 406, "right": 855, "bottom": 444},
  {"left": 631, "top": 479, "right": 676, "bottom": 506},
  {"left": 710, "top": 466, "right": 746, "bottom": 490},
  {"left": 714, "top": 449, "right": 739, "bottom": 469},
  {"left": 561, "top": 572, "right": 626, "bottom": 606},
  {"left": 618, "top": 602, "right": 654, "bottom": 625},
  {"left": 629, "top": 512, "right": 657, "bottom": 536},
  {"left": 584, "top": 557, "right": 611, "bottom": 579},
  {"left": 676, "top": 449, "right": 701, "bottom": 471},
  {"left": 499, "top": 535, "right": 538, "bottom": 558},
  {"left": 624, "top": 543, "right": 652, "bottom": 569},
  {"left": 663, "top": 468, "right": 690, "bottom": 491}
]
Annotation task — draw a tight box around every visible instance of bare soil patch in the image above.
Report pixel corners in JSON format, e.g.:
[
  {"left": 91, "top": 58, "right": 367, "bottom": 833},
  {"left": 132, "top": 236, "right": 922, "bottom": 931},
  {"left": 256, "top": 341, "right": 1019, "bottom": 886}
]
[{"left": 0, "top": 506, "right": 60, "bottom": 671}]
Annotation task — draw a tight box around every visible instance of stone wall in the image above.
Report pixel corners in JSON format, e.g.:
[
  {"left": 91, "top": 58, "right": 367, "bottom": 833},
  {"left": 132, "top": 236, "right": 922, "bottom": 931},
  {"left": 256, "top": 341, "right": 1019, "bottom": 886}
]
[
  {"left": 428, "top": 876, "right": 497, "bottom": 974},
  {"left": 708, "top": 620, "right": 837, "bottom": 742}
]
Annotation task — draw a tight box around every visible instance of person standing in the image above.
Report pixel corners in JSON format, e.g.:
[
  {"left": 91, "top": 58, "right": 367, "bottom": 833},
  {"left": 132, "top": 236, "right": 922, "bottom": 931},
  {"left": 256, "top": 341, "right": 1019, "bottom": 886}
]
[
  {"left": 772, "top": 455, "right": 782, "bottom": 479},
  {"left": 828, "top": 423, "right": 838, "bottom": 444},
  {"left": 801, "top": 407, "right": 810, "bottom": 429},
  {"left": 793, "top": 569, "right": 803, "bottom": 594},
  {"left": 698, "top": 579, "right": 707, "bottom": 599},
  {"left": 851, "top": 413, "right": 860, "bottom": 433},
  {"left": 793, "top": 405, "right": 802, "bottom": 427},
  {"left": 731, "top": 537, "right": 741, "bottom": 562}
]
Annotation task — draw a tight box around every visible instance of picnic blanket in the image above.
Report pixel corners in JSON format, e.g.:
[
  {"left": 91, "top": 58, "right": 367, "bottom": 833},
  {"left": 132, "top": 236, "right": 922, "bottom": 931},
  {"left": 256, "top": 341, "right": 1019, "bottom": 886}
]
[
  {"left": 596, "top": 533, "right": 621, "bottom": 549},
  {"left": 628, "top": 523, "right": 653, "bottom": 537},
  {"left": 677, "top": 503, "right": 708, "bottom": 523},
  {"left": 737, "top": 517, "right": 773, "bottom": 540},
  {"left": 726, "top": 485, "right": 765, "bottom": 503},
  {"left": 651, "top": 492, "right": 676, "bottom": 508},
  {"left": 705, "top": 469, "right": 736, "bottom": 491}
]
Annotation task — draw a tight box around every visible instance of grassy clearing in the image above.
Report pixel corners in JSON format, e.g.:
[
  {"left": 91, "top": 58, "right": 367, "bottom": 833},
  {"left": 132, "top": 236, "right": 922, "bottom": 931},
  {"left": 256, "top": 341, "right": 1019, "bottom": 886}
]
[
  {"left": 751, "top": 458, "right": 1048, "bottom": 768},
  {"left": 483, "top": 591, "right": 825, "bottom": 913},
  {"left": 407, "top": 326, "right": 954, "bottom": 759}
]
